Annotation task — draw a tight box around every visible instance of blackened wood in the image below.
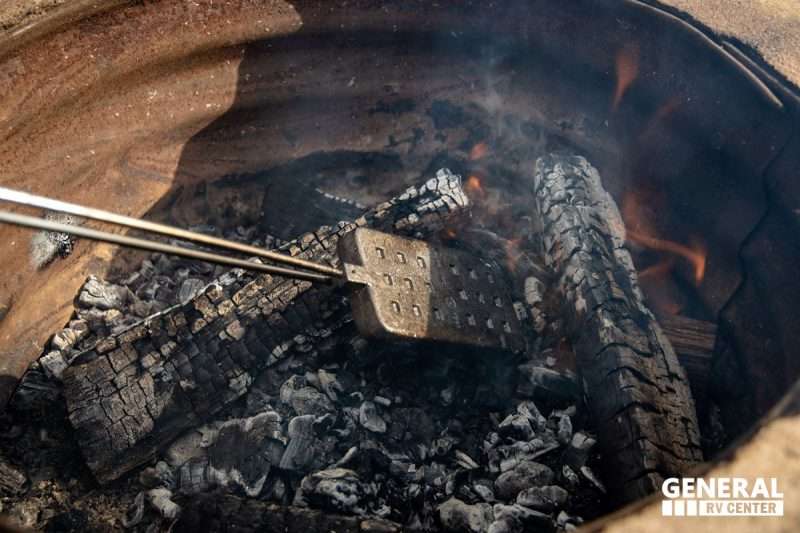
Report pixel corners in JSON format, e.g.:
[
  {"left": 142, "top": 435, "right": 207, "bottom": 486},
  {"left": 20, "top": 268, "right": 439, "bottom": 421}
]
[
  {"left": 62, "top": 172, "right": 469, "bottom": 484},
  {"left": 533, "top": 155, "right": 703, "bottom": 503},
  {"left": 0, "top": 455, "right": 26, "bottom": 495},
  {"left": 660, "top": 315, "right": 716, "bottom": 407}
]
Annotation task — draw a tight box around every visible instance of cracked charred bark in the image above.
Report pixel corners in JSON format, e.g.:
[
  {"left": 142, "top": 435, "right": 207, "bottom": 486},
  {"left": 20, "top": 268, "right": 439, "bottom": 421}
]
[
  {"left": 62, "top": 171, "right": 469, "bottom": 484},
  {"left": 533, "top": 155, "right": 702, "bottom": 502}
]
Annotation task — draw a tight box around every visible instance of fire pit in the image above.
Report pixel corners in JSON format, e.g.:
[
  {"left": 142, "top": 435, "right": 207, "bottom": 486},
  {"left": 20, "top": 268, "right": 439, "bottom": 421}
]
[{"left": 0, "top": 1, "right": 798, "bottom": 531}]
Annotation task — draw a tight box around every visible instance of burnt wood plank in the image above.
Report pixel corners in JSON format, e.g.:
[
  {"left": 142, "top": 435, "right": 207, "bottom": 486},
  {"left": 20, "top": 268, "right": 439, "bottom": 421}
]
[
  {"left": 533, "top": 155, "right": 703, "bottom": 503},
  {"left": 660, "top": 314, "right": 716, "bottom": 407},
  {"left": 62, "top": 171, "right": 469, "bottom": 483}
]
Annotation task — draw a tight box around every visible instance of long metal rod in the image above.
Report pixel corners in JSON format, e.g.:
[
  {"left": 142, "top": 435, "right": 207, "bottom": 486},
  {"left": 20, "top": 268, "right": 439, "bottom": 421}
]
[
  {"left": 0, "top": 186, "right": 344, "bottom": 278},
  {"left": 0, "top": 210, "right": 335, "bottom": 284}
]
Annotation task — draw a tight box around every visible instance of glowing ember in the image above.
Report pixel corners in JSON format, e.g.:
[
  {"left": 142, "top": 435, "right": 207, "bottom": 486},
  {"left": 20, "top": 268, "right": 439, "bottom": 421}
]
[
  {"left": 465, "top": 175, "right": 486, "bottom": 197},
  {"left": 469, "top": 142, "right": 489, "bottom": 160},
  {"left": 612, "top": 43, "right": 639, "bottom": 111}
]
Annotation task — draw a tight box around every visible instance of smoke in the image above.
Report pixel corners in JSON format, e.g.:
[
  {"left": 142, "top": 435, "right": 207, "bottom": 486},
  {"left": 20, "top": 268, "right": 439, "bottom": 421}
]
[{"left": 29, "top": 212, "right": 82, "bottom": 269}]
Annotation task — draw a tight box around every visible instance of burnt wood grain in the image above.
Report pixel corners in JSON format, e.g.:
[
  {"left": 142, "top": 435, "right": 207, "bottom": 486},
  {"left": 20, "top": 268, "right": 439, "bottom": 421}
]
[
  {"left": 660, "top": 314, "right": 716, "bottom": 409},
  {"left": 533, "top": 155, "right": 703, "bottom": 502}
]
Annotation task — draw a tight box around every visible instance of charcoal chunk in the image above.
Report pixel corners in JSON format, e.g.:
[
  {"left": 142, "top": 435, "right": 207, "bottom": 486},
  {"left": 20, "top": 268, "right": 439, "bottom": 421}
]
[
  {"left": 178, "top": 278, "right": 206, "bottom": 303},
  {"left": 516, "top": 485, "right": 568, "bottom": 512},
  {"left": 280, "top": 415, "right": 317, "bottom": 472},
  {"left": 494, "top": 461, "right": 554, "bottom": 500},
  {"left": 489, "top": 504, "right": 553, "bottom": 533},
  {"left": 296, "top": 468, "right": 369, "bottom": 515},
  {"left": 437, "top": 497, "right": 493, "bottom": 533},
  {"left": 77, "top": 276, "right": 128, "bottom": 310},
  {"left": 359, "top": 401, "right": 387, "bottom": 434}
]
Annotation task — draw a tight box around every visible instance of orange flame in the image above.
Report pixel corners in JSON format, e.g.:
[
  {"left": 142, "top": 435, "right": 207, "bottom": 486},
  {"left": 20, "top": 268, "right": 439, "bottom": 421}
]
[
  {"left": 626, "top": 230, "right": 706, "bottom": 284},
  {"left": 465, "top": 175, "right": 485, "bottom": 196},
  {"left": 469, "top": 142, "right": 489, "bottom": 160},
  {"left": 612, "top": 44, "right": 639, "bottom": 111},
  {"left": 622, "top": 191, "right": 707, "bottom": 285}
]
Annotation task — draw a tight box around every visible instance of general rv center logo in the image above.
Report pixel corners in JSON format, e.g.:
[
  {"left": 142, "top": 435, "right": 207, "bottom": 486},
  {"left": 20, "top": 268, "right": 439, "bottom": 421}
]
[{"left": 661, "top": 477, "right": 784, "bottom": 517}]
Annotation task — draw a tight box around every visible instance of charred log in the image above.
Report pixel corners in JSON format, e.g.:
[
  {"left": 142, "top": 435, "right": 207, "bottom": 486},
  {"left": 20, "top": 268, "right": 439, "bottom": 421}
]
[
  {"left": 62, "top": 171, "right": 469, "bottom": 484},
  {"left": 532, "top": 155, "right": 703, "bottom": 502}
]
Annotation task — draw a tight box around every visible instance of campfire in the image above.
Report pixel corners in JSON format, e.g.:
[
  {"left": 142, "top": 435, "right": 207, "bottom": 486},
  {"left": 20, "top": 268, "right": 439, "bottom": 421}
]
[
  {"left": 0, "top": 1, "right": 798, "bottom": 532},
  {"left": 0, "top": 151, "right": 711, "bottom": 532}
]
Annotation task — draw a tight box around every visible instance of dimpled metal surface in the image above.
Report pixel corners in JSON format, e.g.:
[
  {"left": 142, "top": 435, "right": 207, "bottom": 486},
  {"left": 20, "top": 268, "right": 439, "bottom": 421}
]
[{"left": 339, "top": 227, "right": 526, "bottom": 352}]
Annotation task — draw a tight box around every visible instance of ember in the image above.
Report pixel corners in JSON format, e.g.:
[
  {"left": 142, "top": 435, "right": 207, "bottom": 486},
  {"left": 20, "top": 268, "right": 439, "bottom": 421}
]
[
  {"left": 469, "top": 142, "right": 490, "bottom": 160},
  {"left": 465, "top": 174, "right": 486, "bottom": 197}
]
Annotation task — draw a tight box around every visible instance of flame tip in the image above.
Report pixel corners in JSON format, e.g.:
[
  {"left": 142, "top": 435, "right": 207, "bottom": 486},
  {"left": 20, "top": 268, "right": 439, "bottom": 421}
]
[
  {"left": 469, "top": 142, "right": 489, "bottom": 161},
  {"left": 612, "top": 43, "right": 640, "bottom": 111},
  {"left": 623, "top": 190, "right": 707, "bottom": 288}
]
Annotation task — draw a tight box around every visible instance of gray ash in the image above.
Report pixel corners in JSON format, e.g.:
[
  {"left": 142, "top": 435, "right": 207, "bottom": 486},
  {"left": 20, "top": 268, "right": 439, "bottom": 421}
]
[{"left": 28, "top": 212, "right": 82, "bottom": 269}]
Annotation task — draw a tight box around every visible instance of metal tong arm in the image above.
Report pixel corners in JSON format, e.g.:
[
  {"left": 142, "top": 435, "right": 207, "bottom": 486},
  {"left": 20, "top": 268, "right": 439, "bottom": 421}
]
[
  {"left": 0, "top": 189, "right": 341, "bottom": 284},
  {"left": 0, "top": 186, "right": 344, "bottom": 279}
]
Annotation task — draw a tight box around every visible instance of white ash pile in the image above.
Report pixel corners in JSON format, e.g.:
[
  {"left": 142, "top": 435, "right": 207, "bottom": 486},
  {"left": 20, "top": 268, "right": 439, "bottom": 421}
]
[
  {"left": 128, "top": 346, "right": 604, "bottom": 533},
  {"left": 29, "top": 211, "right": 83, "bottom": 269},
  {"left": 37, "top": 226, "right": 283, "bottom": 382}
]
